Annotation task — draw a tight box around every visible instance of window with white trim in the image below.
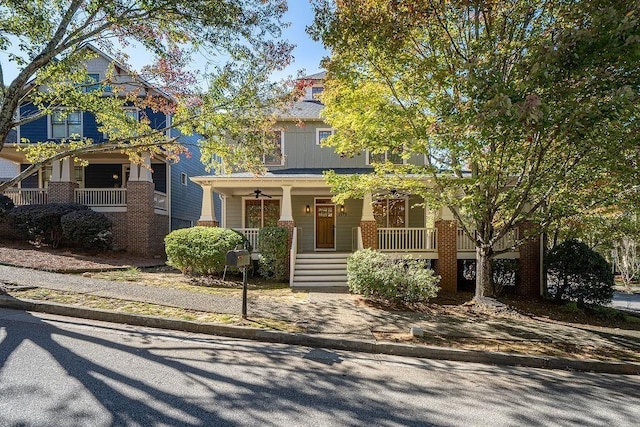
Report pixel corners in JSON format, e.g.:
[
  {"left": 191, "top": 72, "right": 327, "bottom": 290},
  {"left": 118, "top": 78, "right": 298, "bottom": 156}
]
[
  {"left": 373, "top": 198, "right": 407, "bottom": 228},
  {"left": 180, "top": 172, "right": 188, "bottom": 186},
  {"left": 366, "top": 150, "right": 404, "bottom": 165},
  {"left": 263, "top": 130, "right": 284, "bottom": 166},
  {"left": 50, "top": 110, "right": 82, "bottom": 139},
  {"left": 311, "top": 86, "right": 324, "bottom": 100},
  {"left": 316, "top": 128, "right": 335, "bottom": 145},
  {"left": 244, "top": 199, "right": 280, "bottom": 228}
]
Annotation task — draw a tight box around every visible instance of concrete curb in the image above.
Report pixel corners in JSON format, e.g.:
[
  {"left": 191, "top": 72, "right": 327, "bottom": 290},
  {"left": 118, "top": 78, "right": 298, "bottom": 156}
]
[{"left": 1, "top": 296, "right": 639, "bottom": 375}]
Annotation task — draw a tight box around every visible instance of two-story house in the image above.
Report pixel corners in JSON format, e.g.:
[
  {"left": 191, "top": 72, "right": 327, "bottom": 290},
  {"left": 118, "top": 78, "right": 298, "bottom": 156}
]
[
  {"left": 191, "top": 72, "right": 542, "bottom": 296},
  {"left": 0, "top": 46, "right": 212, "bottom": 257}
]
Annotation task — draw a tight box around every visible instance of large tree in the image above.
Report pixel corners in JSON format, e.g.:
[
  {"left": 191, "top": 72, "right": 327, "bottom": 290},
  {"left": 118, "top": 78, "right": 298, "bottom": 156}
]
[
  {"left": 0, "top": 0, "right": 294, "bottom": 190},
  {"left": 311, "top": 0, "right": 640, "bottom": 299}
]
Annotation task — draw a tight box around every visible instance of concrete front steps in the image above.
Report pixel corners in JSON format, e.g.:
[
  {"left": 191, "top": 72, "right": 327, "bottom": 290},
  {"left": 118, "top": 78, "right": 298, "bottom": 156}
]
[{"left": 291, "top": 252, "right": 349, "bottom": 289}]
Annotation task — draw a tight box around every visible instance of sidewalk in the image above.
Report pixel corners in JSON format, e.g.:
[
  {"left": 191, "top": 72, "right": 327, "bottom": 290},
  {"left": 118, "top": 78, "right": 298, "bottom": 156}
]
[{"left": 1, "top": 264, "right": 640, "bottom": 371}]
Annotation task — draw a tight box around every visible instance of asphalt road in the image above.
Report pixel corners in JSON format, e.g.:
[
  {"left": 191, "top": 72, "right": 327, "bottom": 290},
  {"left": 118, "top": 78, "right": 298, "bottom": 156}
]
[
  {"left": 1, "top": 308, "right": 639, "bottom": 427},
  {"left": 612, "top": 291, "right": 640, "bottom": 313}
]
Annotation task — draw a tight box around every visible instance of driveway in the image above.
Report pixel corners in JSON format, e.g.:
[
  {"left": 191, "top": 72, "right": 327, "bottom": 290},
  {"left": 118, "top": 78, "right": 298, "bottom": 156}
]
[{"left": 612, "top": 291, "right": 640, "bottom": 314}]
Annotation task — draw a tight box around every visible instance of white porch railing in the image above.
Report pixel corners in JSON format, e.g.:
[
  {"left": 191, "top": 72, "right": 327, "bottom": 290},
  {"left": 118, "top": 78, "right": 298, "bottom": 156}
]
[
  {"left": 154, "top": 191, "right": 168, "bottom": 211},
  {"left": 2, "top": 188, "right": 48, "bottom": 205},
  {"left": 378, "top": 228, "right": 437, "bottom": 252},
  {"left": 457, "top": 228, "right": 520, "bottom": 252},
  {"left": 75, "top": 188, "right": 127, "bottom": 206},
  {"left": 233, "top": 228, "right": 259, "bottom": 251}
]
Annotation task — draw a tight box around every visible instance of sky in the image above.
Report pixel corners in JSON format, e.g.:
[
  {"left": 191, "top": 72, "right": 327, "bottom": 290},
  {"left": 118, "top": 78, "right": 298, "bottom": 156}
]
[{"left": 0, "top": 1, "right": 329, "bottom": 86}]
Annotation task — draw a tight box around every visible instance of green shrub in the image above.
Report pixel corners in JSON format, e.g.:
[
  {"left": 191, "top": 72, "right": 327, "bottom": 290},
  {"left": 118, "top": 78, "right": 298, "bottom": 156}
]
[
  {"left": 165, "top": 226, "right": 244, "bottom": 275},
  {"left": 0, "top": 194, "right": 14, "bottom": 217},
  {"left": 347, "top": 249, "right": 440, "bottom": 303},
  {"left": 61, "top": 210, "right": 112, "bottom": 249},
  {"left": 8, "top": 203, "right": 88, "bottom": 247},
  {"left": 546, "top": 239, "right": 614, "bottom": 306},
  {"left": 257, "top": 227, "right": 289, "bottom": 281}
]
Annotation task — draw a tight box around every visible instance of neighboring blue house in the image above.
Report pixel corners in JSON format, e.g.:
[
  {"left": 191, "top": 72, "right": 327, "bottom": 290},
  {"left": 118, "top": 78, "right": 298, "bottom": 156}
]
[{"left": 0, "top": 46, "right": 210, "bottom": 256}]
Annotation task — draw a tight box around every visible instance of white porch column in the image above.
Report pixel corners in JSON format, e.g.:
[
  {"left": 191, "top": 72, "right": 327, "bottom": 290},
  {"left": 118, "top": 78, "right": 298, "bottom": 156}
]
[
  {"left": 361, "top": 192, "right": 375, "bottom": 221},
  {"left": 128, "top": 161, "right": 139, "bottom": 182},
  {"left": 199, "top": 185, "right": 216, "bottom": 222},
  {"left": 139, "top": 152, "right": 153, "bottom": 182},
  {"left": 280, "top": 185, "right": 293, "bottom": 221},
  {"left": 60, "top": 158, "right": 74, "bottom": 182},
  {"left": 50, "top": 160, "right": 61, "bottom": 182}
]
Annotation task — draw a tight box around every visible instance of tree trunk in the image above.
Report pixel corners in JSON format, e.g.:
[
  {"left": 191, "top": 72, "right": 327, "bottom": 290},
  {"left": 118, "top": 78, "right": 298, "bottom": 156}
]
[{"left": 475, "top": 245, "right": 493, "bottom": 299}]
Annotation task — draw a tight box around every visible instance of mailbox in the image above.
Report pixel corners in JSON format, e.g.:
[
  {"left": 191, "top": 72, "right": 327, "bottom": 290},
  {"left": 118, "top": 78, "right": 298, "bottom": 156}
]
[{"left": 226, "top": 249, "right": 251, "bottom": 267}]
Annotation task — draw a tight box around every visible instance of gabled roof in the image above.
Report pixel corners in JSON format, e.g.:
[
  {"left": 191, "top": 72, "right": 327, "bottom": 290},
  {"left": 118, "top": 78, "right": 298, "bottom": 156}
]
[
  {"left": 303, "top": 71, "right": 326, "bottom": 80},
  {"left": 277, "top": 100, "right": 324, "bottom": 120}
]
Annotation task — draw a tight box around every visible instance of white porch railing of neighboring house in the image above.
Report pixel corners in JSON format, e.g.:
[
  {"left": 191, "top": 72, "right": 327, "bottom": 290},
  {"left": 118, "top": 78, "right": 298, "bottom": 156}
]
[
  {"left": 233, "top": 228, "right": 260, "bottom": 252},
  {"left": 2, "top": 188, "right": 48, "bottom": 206},
  {"left": 378, "top": 228, "right": 438, "bottom": 252},
  {"left": 75, "top": 188, "right": 127, "bottom": 206},
  {"left": 289, "top": 227, "right": 298, "bottom": 285},
  {"left": 153, "top": 191, "right": 168, "bottom": 212},
  {"left": 457, "top": 228, "right": 520, "bottom": 252}
]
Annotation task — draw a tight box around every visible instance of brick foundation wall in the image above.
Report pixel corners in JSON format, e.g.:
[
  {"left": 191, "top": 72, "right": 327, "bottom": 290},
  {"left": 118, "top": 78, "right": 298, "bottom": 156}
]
[
  {"left": 48, "top": 182, "right": 77, "bottom": 203},
  {"left": 436, "top": 220, "right": 457, "bottom": 292},
  {"left": 197, "top": 220, "right": 219, "bottom": 227},
  {"left": 359, "top": 220, "right": 378, "bottom": 249},
  {"left": 153, "top": 214, "right": 169, "bottom": 258},
  {"left": 518, "top": 222, "right": 542, "bottom": 297},
  {"left": 126, "top": 181, "right": 161, "bottom": 257},
  {"left": 102, "top": 212, "right": 128, "bottom": 251},
  {"left": 277, "top": 220, "right": 295, "bottom": 276}
]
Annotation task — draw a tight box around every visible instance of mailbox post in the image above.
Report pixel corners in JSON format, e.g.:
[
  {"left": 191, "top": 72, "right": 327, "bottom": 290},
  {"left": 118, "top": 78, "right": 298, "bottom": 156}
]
[{"left": 226, "top": 248, "right": 251, "bottom": 319}]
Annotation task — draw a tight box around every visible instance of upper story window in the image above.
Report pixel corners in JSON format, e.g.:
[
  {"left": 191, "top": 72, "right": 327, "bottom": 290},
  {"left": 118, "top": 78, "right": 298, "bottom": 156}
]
[
  {"left": 316, "top": 128, "right": 335, "bottom": 145},
  {"left": 84, "top": 73, "right": 112, "bottom": 93},
  {"left": 244, "top": 199, "right": 280, "bottom": 228},
  {"left": 373, "top": 198, "right": 407, "bottom": 228},
  {"left": 311, "top": 86, "right": 324, "bottom": 100},
  {"left": 124, "top": 108, "right": 139, "bottom": 122},
  {"left": 50, "top": 110, "right": 82, "bottom": 139},
  {"left": 366, "top": 150, "right": 404, "bottom": 165},
  {"left": 263, "top": 130, "right": 284, "bottom": 166}
]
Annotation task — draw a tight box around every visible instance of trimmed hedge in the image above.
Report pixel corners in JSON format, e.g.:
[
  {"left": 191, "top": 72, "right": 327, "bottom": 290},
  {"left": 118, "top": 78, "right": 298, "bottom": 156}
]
[
  {"left": 546, "top": 239, "right": 614, "bottom": 306},
  {"left": 61, "top": 210, "right": 113, "bottom": 249},
  {"left": 347, "top": 249, "right": 440, "bottom": 303},
  {"left": 165, "top": 226, "right": 245, "bottom": 275},
  {"left": 8, "top": 203, "right": 88, "bottom": 247},
  {"left": 257, "top": 227, "right": 289, "bottom": 281}
]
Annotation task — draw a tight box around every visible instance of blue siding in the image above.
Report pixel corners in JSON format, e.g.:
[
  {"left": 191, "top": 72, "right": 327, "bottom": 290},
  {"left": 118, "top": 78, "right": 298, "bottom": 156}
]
[
  {"left": 144, "top": 108, "right": 168, "bottom": 131},
  {"left": 19, "top": 103, "right": 48, "bottom": 142},
  {"left": 169, "top": 129, "right": 208, "bottom": 230},
  {"left": 82, "top": 111, "right": 106, "bottom": 142}
]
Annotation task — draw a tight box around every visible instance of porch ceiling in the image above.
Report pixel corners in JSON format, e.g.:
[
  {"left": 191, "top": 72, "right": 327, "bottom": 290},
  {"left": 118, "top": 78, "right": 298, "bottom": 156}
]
[{"left": 191, "top": 175, "right": 332, "bottom": 197}]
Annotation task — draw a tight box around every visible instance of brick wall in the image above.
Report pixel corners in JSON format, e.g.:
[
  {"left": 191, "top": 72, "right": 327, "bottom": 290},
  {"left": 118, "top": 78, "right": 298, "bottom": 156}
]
[
  {"left": 518, "top": 221, "right": 542, "bottom": 297},
  {"left": 197, "top": 220, "right": 219, "bottom": 227},
  {"left": 359, "top": 220, "right": 378, "bottom": 249},
  {"left": 48, "top": 182, "right": 77, "bottom": 203},
  {"left": 153, "top": 213, "right": 169, "bottom": 258},
  {"left": 102, "top": 211, "right": 128, "bottom": 250},
  {"left": 436, "top": 220, "right": 457, "bottom": 292},
  {"left": 126, "top": 181, "right": 158, "bottom": 256}
]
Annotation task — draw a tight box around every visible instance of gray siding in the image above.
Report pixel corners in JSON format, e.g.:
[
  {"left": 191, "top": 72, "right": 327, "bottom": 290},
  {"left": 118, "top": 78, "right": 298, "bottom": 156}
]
[{"left": 225, "top": 196, "right": 243, "bottom": 229}]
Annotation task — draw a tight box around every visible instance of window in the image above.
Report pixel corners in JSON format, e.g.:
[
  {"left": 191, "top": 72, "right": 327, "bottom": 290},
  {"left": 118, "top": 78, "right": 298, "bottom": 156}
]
[
  {"left": 263, "top": 130, "right": 284, "bottom": 166},
  {"left": 180, "top": 172, "right": 188, "bottom": 186},
  {"left": 50, "top": 110, "right": 82, "bottom": 139},
  {"left": 244, "top": 199, "right": 280, "bottom": 228},
  {"left": 311, "top": 86, "right": 324, "bottom": 100},
  {"left": 366, "top": 150, "right": 404, "bottom": 165},
  {"left": 316, "top": 128, "right": 335, "bottom": 145},
  {"left": 124, "top": 108, "right": 139, "bottom": 121},
  {"left": 84, "top": 73, "right": 111, "bottom": 93},
  {"left": 373, "top": 198, "right": 406, "bottom": 228},
  {"left": 42, "top": 165, "right": 84, "bottom": 188}
]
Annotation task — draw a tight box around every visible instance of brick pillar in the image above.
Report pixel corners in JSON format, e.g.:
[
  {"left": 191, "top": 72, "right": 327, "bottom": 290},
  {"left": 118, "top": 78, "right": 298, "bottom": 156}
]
[
  {"left": 359, "top": 220, "right": 378, "bottom": 249},
  {"left": 518, "top": 222, "right": 542, "bottom": 297},
  {"left": 435, "top": 220, "right": 458, "bottom": 292},
  {"left": 278, "top": 220, "right": 295, "bottom": 277},
  {"left": 47, "top": 182, "right": 77, "bottom": 203},
  {"left": 126, "top": 181, "right": 157, "bottom": 256},
  {"left": 197, "top": 220, "right": 219, "bottom": 227}
]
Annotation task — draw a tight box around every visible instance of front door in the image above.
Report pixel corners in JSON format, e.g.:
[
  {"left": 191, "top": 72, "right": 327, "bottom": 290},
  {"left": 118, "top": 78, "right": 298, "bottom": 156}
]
[{"left": 316, "top": 204, "right": 335, "bottom": 249}]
